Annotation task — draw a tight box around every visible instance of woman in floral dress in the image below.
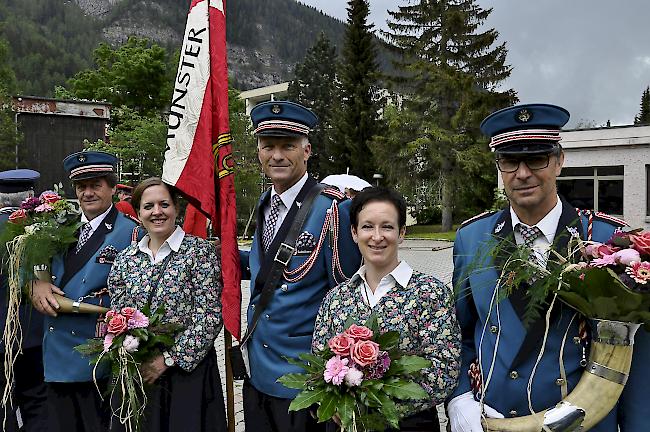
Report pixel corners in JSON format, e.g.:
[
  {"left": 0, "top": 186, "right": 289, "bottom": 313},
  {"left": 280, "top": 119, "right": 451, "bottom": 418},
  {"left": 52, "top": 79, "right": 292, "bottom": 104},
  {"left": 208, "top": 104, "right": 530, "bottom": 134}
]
[
  {"left": 108, "top": 177, "right": 226, "bottom": 432},
  {"left": 312, "top": 187, "right": 461, "bottom": 431}
]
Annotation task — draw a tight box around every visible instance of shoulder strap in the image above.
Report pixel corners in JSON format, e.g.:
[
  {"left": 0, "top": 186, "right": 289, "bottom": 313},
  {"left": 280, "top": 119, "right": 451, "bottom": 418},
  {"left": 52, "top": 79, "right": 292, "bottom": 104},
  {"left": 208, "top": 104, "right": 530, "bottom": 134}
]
[{"left": 242, "top": 183, "right": 325, "bottom": 345}]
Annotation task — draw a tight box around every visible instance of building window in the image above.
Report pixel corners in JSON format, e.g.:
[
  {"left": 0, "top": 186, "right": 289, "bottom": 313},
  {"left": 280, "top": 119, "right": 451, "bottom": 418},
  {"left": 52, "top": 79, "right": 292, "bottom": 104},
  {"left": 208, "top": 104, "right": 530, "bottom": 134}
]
[{"left": 558, "top": 166, "right": 624, "bottom": 215}]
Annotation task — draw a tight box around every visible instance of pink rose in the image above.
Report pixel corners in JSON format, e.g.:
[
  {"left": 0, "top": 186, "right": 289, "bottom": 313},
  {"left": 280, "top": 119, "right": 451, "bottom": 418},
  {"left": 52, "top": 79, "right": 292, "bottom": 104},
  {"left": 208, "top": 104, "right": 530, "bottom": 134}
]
[
  {"left": 105, "top": 310, "right": 116, "bottom": 321},
  {"left": 631, "top": 232, "right": 650, "bottom": 256},
  {"left": 39, "top": 191, "right": 61, "bottom": 204},
  {"left": 351, "top": 340, "right": 380, "bottom": 367},
  {"left": 103, "top": 333, "right": 115, "bottom": 352},
  {"left": 328, "top": 334, "right": 355, "bottom": 356},
  {"left": 344, "top": 324, "right": 373, "bottom": 341},
  {"left": 107, "top": 313, "right": 128, "bottom": 335},
  {"left": 323, "top": 355, "right": 349, "bottom": 385},
  {"left": 614, "top": 248, "right": 641, "bottom": 266},
  {"left": 121, "top": 307, "right": 137, "bottom": 321},
  {"left": 8, "top": 209, "right": 27, "bottom": 223}
]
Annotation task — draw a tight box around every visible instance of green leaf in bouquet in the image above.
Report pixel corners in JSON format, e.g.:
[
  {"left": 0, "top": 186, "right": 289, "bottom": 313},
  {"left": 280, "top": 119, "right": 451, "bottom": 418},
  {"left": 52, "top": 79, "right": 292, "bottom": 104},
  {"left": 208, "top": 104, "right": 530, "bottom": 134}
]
[
  {"left": 391, "top": 355, "right": 431, "bottom": 374},
  {"left": 297, "top": 352, "right": 326, "bottom": 370},
  {"left": 374, "top": 330, "right": 400, "bottom": 351},
  {"left": 364, "top": 313, "right": 380, "bottom": 333},
  {"left": 74, "top": 338, "right": 104, "bottom": 357},
  {"left": 277, "top": 373, "right": 308, "bottom": 390},
  {"left": 337, "top": 393, "right": 356, "bottom": 430},
  {"left": 382, "top": 378, "right": 429, "bottom": 400},
  {"left": 316, "top": 392, "right": 339, "bottom": 423},
  {"left": 376, "top": 393, "right": 400, "bottom": 429},
  {"left": 288, "top": 387, "right": 327, "bottom": 412},
  {"left": 364, "top": 386, "right": 383, "bottom": 408}
]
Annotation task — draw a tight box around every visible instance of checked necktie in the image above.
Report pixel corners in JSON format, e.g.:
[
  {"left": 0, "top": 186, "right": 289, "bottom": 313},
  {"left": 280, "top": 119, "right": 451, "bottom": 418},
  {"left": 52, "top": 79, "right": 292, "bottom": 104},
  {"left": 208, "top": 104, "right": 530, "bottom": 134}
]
[
  {"left": 262, "top": 195, "right": 282, "bottom": 252},
  {"left": 76, "top": 222, "right": 92, "bottom": 253},
  {"left": 517, "top": 223, "right": 545, "bottom": 278}
]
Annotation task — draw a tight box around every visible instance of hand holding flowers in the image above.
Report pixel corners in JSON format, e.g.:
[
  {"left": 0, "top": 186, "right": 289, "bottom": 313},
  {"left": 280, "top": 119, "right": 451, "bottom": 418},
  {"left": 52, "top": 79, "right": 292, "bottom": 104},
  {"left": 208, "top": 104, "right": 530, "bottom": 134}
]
[
  {"left": 278, "top": 315, "right": 431, "bottom": 431},
  {"left": 75, "top": 305, "right": 181, "bottom": 432}
]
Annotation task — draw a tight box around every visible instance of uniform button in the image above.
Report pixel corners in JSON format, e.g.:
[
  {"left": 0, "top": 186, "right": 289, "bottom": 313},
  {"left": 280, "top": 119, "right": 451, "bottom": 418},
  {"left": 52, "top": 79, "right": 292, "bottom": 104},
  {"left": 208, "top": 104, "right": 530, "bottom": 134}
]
[
  {"left": 509, "top": 371, "right": 519, "bottom": 379},
  {"left": 71, "top": 330, "right": 76, "bottom": 336},
  {"left": 51, "top": 275, "right": 57, "bottom": 281},
  {"left": 264, "top": 314, "right": 270, "bottom": 320},
  {"left": 82, "top": 278, "right": 86, "bottom": 283},
  {"left": 263, "top": 343, "right": 269, "bottom": 348},
  {"left": 509, "top": 410, "right": 517, "bottom": 417},
  {"left": 251, "top": 304, "right": 256, "bottom": 310},
  {"left": 555, "top": 378, "right": 565, "bottom": 386},
  {"left": 281, "top": 284, "right": 288, "bottom": 292},
  {"left": 48, "top": 326, "right": 54, "bottom": 332},
  {"left": 573, "top": 336, "right": 581, "bottom": 345},
  {"left": 490, "top": 325, "right": 498, "bottom": 334}
]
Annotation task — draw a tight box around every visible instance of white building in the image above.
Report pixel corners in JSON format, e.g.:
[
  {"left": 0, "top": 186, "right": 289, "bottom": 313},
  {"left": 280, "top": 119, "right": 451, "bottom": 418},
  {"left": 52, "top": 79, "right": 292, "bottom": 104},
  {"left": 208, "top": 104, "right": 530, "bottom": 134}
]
[
  {"left": 498, "top": 124, "right": 650, "bottom": 229},
  {"left": 239, "top": 82, "right": 289, "bottom": 115}
]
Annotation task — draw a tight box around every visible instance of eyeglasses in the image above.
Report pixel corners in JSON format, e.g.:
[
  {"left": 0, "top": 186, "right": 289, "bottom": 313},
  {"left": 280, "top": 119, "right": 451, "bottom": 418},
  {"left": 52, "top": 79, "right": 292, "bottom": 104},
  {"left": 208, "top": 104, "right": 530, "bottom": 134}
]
[{"left": 495, "top": 154, "right": 551, "bottom": 173}]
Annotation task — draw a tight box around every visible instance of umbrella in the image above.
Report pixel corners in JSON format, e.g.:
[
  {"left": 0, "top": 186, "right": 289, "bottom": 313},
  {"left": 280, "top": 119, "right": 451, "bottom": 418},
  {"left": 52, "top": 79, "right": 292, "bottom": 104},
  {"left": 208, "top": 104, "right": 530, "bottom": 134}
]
[{"left": 321, "top": 174, "right": 372, "bottom": 193}]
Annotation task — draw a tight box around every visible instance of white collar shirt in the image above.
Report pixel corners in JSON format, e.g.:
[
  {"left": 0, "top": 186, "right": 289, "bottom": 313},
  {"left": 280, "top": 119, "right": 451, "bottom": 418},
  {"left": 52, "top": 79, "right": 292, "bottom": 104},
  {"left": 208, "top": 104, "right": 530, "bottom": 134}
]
[
  {"left": 510, "top": 196, "right": 562, "bottom": 266},
  {"left": 352, "top": 261, "right": 414, "bottom": 308},
  {"left": 263, "top": 172, "right": 309, "bottom": 239},
  {"left": 80, "top": 205, "right": 114, "bottom": 237},
  {"left": 138, "top": 225, "right": 185, "bottom": 264}
]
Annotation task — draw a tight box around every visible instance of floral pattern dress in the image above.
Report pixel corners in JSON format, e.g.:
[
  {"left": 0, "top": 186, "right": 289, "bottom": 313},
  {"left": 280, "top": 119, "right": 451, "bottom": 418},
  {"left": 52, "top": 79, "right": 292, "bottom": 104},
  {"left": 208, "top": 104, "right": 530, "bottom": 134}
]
[
  {"left": 312, "top": 270, "right": 461, "bottom": 417},
  {"left": 108, "top": 234, "right": 223, "bottom": 372}
]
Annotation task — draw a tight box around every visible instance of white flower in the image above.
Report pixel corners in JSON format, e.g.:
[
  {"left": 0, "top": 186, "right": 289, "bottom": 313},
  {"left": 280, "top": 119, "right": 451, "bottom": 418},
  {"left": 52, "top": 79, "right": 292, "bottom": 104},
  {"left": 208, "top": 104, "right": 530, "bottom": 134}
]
[
  {"left": 344, "top": 367, "right": 364, "bottom": 387},
  {"left": 122, "top": 335, "right": 140, "bottom": 353}
]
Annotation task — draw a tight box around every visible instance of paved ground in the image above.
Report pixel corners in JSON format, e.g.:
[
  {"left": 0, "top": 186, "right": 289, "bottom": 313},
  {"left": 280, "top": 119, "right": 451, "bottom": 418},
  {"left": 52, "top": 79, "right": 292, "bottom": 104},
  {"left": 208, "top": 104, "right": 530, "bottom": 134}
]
[{"left": 215, "top": 239, "right": 455, "bottom": 431}]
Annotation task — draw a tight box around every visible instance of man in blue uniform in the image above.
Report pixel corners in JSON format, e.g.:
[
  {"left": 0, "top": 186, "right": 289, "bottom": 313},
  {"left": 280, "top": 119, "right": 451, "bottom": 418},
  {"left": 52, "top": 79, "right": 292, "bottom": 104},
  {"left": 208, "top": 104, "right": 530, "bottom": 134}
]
[
  {"left": 240, "top": 101, "right": 361, "bottom": 432},
  {"left": 30, "top": 151, "right": 138, "bottom": 431},
  {"left": 0, "top": 169, "right": 47, "bottom": 431},
  {"left": 448, "top": 104, "right": 650, "bottom": 431}
]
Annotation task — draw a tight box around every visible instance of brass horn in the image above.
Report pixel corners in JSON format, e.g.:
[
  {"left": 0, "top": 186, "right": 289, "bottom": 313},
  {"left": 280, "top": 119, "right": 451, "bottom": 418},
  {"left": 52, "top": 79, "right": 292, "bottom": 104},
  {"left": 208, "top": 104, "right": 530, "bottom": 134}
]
[
  {"left": 483, "top": 320, "right": 640, "bottom": 432},
  {"left": 34, "top": 265, "right": 109, "bottom": 314}
]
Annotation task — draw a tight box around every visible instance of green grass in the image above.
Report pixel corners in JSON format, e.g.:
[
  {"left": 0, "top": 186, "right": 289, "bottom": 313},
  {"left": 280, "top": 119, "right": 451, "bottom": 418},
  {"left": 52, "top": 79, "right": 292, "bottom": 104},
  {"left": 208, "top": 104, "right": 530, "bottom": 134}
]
[{"left": 405, "top": 224, "right": 458, "bottom": 241}]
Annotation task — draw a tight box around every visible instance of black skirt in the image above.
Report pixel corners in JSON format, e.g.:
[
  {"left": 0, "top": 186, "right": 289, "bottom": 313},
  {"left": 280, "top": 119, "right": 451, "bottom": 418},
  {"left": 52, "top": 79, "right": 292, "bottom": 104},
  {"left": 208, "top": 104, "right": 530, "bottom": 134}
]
[{"left": 111, "top": 348, "right": 227, "bottom": 432}]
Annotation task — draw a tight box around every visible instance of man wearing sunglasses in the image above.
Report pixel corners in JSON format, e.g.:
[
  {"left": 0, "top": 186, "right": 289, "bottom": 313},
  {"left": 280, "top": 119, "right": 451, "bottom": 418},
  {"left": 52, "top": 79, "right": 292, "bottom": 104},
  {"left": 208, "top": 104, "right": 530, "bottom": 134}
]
[{"left": 448, "top": 103, "right": 650, "bottom": 431}]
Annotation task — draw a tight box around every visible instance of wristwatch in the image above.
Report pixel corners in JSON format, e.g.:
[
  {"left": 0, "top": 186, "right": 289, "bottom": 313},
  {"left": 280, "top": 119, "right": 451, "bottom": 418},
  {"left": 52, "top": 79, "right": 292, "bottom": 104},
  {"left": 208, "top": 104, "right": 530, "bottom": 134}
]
[{"left": 162, "top": 351, "right": 175, "bottom": 367}]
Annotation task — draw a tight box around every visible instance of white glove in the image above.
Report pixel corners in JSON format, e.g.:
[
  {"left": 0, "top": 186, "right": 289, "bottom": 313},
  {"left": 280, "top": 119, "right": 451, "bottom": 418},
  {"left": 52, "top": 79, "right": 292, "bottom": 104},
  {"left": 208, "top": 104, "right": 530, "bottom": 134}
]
[{"left": 447, "top": 391, "right": 504, "bottom": 432}]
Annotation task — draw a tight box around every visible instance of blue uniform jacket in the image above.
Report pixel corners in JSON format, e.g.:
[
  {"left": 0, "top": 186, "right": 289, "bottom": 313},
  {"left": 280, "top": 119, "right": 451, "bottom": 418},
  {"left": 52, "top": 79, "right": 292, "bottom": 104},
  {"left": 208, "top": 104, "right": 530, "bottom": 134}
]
[
  {"left": 43, "top": 206, "right": 138, "bottom": 382},
  {"left": 0, "top": 208, "right": 44, "bottom": 352},
  {"left": 240, "top": 178, "right": 361, "bottom": 398},
  {"left": 452, "top": 199, "right": 650, "bottom": 431}
]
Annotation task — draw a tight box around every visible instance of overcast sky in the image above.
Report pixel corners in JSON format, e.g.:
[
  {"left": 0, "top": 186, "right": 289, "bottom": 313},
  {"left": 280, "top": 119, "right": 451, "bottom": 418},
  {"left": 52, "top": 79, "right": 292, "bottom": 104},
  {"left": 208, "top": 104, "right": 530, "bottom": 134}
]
[{"left": 297, "top": 0, "right": 650, "bottom": 127}]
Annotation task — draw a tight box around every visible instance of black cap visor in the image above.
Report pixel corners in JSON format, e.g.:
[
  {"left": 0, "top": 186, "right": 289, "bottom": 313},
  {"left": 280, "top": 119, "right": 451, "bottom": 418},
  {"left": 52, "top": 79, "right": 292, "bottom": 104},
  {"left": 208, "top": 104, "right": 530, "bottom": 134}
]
[
  {"left": 494, "top": 141, "right": 560, "bottom": 156},
  {"left": 255, "top": 128, "right": 307, "bottom": 138}
]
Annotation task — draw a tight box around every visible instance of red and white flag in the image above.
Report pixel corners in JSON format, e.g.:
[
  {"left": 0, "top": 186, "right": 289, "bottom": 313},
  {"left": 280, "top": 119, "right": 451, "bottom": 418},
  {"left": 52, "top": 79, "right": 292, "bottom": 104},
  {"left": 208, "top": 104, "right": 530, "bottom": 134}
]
[{"left": 163, "top": 0, "right": 241, "bottom": 339}]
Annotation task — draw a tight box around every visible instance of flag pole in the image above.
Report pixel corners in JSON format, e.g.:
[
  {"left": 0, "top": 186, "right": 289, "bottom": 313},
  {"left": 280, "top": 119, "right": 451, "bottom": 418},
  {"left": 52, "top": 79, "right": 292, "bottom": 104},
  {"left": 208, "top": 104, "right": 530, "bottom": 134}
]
[{"left": 224, "top": 330, "right": 235, "bottom": 432}]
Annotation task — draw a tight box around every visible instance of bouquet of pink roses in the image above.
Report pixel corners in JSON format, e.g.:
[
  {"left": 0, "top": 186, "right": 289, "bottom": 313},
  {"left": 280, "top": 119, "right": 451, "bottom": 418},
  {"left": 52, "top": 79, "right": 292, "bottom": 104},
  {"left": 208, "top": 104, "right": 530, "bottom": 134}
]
[
  {"left": 278, "top": 316, "right": 431, "bottom": 431},
  {"left": 75, "top": 305, "right": 181, "bottom": 432}
]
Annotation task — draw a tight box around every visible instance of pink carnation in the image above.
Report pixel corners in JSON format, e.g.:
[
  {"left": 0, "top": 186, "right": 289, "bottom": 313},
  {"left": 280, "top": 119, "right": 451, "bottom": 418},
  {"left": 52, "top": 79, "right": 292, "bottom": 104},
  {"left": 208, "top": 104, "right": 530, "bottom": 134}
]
[
  {"left": 103, "top": 333, "right": 115, "bottom": 352},
  {"left": 34, "top": 203, "right": 54, "bottom": 213},
  {"left": 344, "top": 367, "right": 364, "bottom": 387},
  {"left": 614, "top": 249, "right": 641, "bottom": 266},
  {"left": 591, "top": 254, "right": 617, "bottom": 267},
  {"left": 127, "top": 310, "right": 149, "bottom": 329},
  {"left": 122, "top": 335, "right": 140, "bottom": 353},
  {"left": 324, "top": 355, "right": 349, "bottom": 386}
]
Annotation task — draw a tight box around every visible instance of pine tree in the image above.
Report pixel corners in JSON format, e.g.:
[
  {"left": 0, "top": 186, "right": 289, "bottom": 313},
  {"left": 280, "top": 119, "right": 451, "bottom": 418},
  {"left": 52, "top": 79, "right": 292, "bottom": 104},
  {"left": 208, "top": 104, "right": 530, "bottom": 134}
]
[
  {"left": 333, "top": 0, "right": 384, "bottom": 180},
  {"left": 634, "top": 86, "right": 650, "bottom": 124},
  {"left": 287, "top": 32, "right": 339, "bottom": 178},
  {"left": 0, "top": 37, "right": 22, "bottom": 171},
  {"left": 381, "top": 0, "right": 517, "bottom": 230}
]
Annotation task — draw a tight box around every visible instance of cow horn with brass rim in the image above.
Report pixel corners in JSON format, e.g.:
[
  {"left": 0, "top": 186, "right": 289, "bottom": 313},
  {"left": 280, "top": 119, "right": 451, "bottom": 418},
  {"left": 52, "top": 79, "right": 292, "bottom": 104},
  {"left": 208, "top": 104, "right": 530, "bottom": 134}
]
[{"left": 483, "top": 320, "right": 640, "bottom": 432}]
